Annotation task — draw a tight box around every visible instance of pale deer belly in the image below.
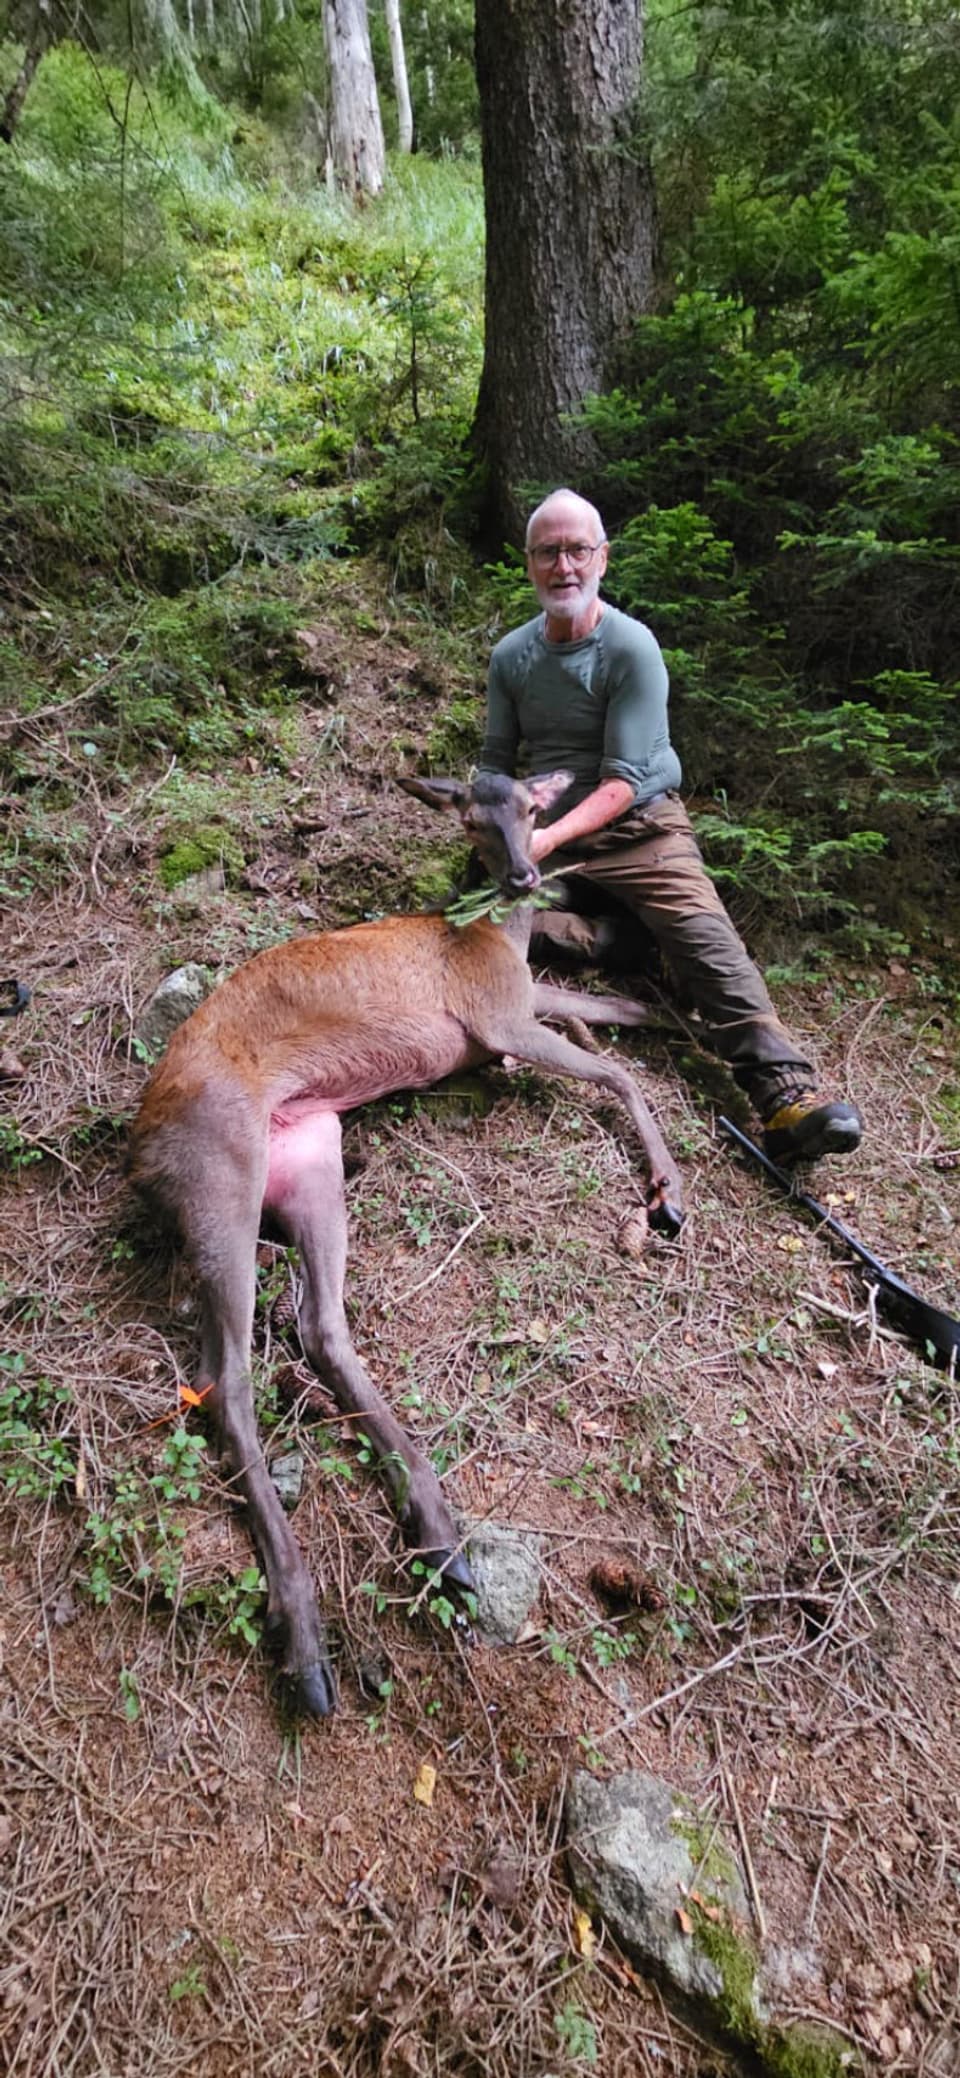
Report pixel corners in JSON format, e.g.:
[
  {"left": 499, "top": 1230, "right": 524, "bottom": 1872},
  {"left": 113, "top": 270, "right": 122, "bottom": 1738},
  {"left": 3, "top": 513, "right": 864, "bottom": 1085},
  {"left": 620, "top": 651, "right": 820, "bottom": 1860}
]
[{"left": 270, "top": 1013, "right": 486, "bottom": 1122}]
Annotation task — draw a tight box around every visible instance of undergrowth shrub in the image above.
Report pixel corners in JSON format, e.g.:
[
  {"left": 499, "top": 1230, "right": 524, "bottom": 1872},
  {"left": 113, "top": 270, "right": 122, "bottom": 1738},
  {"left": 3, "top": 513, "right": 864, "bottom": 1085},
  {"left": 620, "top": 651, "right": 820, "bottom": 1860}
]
[{"left": 571, "top": 1, "right": 960, "bottom": 939}]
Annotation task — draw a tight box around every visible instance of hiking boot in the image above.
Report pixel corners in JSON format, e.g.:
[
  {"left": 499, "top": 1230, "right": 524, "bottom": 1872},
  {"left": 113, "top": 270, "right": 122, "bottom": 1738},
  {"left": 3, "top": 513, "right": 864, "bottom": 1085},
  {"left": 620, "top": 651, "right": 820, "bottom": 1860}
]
[{"left": 762, "top": 1093, "right": 863, "bottom": 1162}]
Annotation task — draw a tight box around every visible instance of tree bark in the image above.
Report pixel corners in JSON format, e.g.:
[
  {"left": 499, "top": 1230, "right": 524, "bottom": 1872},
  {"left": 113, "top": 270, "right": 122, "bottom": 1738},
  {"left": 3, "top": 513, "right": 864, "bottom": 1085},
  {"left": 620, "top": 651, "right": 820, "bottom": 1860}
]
[
  {"left": 384, "top": 0, "right": 413, "bottom": 153},
  {"left": 473, "top": 0, "right": 658, "bottom": 544},
  {"left": 322, "top": 0, "right": 386, "bottom": 199},
  {"left": 0, "top": 0, "right": 52, "bottom": 145}
]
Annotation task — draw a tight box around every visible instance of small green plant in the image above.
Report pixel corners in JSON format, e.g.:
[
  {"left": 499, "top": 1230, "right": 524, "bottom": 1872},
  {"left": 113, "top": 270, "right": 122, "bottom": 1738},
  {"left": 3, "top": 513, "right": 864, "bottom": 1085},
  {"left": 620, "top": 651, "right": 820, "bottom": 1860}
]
[
  {"left": 409, "top": 1559, "right": 476, "bottom": 1630},
  {"left": 119, "top": 1668, "right": 142, "bottom": 1722},
  {"left": 0, "top": 1355, "right": 77, "bottom": 1498},
  {"left": 591, "top": 1626, "right": 636, "bottom": 1670},
  {"left": 554, "top": 2000, "right": 598, "bottom": 2066},
  {"left": 168, "top": 1961, "right": 207, "bottom": 2004},
  {"left": 0, "top": 1122, "right": 44, "bottom": 1172},
  {"left": 545, "top": 1628, "right": 579, "bottom": 1678},
  {"left": 209, "top": 1566, "right": 267, "bottom": 1647}
]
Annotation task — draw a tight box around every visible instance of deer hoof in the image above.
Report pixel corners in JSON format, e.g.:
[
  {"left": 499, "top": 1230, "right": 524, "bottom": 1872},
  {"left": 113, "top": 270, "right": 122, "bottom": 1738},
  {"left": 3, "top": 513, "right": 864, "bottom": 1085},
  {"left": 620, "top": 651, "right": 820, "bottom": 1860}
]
[
  {"left": 294, "top": 1659, "right": 339, "bottom": 1718},
  {"left": 421, "top": 1547, "right": 476, "bottom": 1599},
  {"left": 650, "top": 1198, "right": 685, "bottom": 1240}
]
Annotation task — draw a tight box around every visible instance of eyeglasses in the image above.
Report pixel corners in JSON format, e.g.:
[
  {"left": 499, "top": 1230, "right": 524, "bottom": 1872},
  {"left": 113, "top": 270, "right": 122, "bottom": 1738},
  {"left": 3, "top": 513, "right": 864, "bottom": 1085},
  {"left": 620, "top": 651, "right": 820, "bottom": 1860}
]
[{"left": 528, "top": 539, "right": 606, "bottom": 570}]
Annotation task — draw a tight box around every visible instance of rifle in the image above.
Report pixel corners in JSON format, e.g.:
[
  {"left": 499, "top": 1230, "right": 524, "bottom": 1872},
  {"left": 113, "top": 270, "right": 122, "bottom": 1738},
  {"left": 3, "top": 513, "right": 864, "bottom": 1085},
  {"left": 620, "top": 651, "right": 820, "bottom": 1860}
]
[{"left": 718, "top": 1114, "right": 960, "bottom": 1370}]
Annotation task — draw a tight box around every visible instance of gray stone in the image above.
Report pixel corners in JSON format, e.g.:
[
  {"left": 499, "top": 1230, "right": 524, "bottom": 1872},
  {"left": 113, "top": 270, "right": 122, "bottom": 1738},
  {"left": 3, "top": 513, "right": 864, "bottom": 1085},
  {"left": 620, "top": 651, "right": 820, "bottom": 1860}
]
[
  {"left": 269, "top": 1450, "right": 305, "bottom": 1512},
  {"left": 136, "top": 965, "right": 213, "bottom": 1052},
  {"left": 463, "top": 1521, "right": 542, "bottom": 1644},
  {"left": 566, "top": 1773, "right": 858, "bottom": 2074},
  {"left": 173, "top": 864, "right": 226, "bottom": 905},
  {"left": 566, "top": 1769, "right": 751, "bottom": 2009}
]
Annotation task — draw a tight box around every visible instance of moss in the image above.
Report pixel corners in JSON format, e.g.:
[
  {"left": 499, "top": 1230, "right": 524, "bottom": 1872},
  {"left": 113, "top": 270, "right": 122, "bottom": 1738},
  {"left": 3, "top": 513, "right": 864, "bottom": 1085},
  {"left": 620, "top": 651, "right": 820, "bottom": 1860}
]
[
  {"left": 670, "top": 1812, "right": 739, "bottom": 1893},
  {"left": 764, "top": 2021, "right": 857, "bottom": 2078},
  {"left": 410, "top": 847, "right": 468, "bottom": 907},
  {"left": 692, "top": 1908, "right": 858, "bottom": 2077},
  {"left": 425, "top": 696, "right": 482, "bottom": 770},
  {"left": 158, "top": 825, "right": 244, "bottom": 889},
  {"left": 693, "top": 1911, "right": 761, "bottom": 2047}
]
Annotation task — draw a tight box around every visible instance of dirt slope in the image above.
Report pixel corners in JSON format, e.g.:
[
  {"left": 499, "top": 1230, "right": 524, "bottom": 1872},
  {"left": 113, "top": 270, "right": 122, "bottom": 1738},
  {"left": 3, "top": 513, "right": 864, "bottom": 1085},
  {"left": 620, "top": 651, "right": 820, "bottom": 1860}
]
[{"left": 2, "top": 579, "right": 959, "bottom": 2077}]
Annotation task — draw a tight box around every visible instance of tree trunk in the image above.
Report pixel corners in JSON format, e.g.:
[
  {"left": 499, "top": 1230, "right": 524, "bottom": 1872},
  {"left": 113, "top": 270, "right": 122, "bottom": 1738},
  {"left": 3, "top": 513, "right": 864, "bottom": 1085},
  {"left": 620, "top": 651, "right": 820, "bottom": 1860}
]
[
  {"left": 322, "top": 0, "right": 386, "bottom": 199},
  {"left": 384, "top": 0, "right": 413, "bottom": 153},
  {"left": 0, "top": 0, "right": 52, "bottom": 145},
  {"left": 473, "top": 1, "right": 658, "bottom": 544}
]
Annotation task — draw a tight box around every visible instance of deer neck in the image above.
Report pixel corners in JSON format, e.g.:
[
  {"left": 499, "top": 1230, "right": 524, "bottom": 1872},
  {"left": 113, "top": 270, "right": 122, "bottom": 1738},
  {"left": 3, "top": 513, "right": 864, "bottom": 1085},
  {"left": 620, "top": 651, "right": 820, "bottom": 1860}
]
[{"left": 498, "top": 902, "right": 535, "bottom": 960}]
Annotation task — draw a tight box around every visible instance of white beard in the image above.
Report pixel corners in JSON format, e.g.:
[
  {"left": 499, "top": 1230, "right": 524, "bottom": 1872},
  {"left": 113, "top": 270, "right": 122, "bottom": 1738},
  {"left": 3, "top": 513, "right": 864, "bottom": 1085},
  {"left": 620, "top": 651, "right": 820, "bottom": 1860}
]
[{"left": 533, "top": 565, "right": 603, "bottom": 627}]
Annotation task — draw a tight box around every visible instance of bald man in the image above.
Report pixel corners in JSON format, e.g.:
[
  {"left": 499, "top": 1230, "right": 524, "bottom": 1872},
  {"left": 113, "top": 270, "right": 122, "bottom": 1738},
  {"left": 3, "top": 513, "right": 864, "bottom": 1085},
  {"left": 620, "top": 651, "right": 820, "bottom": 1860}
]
[{"left": 478, "top": 488, "right": 862, "bottom": 1161}]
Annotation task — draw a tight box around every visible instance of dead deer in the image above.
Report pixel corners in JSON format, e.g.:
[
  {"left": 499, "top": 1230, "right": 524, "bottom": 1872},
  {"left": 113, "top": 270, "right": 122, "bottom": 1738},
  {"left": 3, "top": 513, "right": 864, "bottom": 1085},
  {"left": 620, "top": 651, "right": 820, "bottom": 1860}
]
[{"left": 128, "top": 770, "right": 683, "bottom": 1717}]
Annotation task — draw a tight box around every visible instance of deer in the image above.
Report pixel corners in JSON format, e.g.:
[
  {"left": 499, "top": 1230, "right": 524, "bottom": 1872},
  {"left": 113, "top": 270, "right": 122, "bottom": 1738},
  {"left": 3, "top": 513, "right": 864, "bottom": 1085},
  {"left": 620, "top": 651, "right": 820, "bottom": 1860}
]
[{"left": 127, "top": 770, "right": 684, "bottom": 1718}]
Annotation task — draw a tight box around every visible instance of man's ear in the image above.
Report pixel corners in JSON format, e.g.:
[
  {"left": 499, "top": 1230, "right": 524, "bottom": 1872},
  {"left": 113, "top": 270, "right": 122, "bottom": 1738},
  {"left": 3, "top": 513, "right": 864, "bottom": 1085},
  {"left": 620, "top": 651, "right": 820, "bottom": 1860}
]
[
  {"left": 526, "top": 770, "right": 575, "bottom": 816},
  {"left": 397, "top": 775, "right": 469, "bottom": 812}
]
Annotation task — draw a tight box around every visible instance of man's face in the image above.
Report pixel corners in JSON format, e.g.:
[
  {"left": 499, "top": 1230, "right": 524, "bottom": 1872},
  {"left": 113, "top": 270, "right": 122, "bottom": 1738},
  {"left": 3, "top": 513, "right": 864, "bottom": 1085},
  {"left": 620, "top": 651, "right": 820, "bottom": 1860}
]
[{"left": 526, "top": 501, "right": 609, "bottom": 622}]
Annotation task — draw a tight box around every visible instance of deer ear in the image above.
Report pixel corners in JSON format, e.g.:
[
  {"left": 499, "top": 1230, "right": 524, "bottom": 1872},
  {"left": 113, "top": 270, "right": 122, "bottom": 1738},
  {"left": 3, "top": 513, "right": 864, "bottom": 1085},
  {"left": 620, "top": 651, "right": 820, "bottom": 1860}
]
[
  {"left": 397, "top": 775, "right": 469, "bottom": 812},
  {"left": 526, "top": 770, "right": 575, "bottom": 816}
]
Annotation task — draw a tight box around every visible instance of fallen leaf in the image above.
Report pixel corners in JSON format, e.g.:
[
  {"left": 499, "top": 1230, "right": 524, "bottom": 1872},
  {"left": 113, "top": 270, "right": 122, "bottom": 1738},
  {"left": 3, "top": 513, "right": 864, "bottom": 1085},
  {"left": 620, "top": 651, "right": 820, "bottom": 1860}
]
[
  {"left": 676, "top": 1906, "right": 693, "bottom": 1936},
  {"left": 413, "top": 1762, "right": 436, "bottom": 1809},
  {"left": 776, "top": 1234, "right": 805, "bottom": 1254},
  {"left": 527, "top": 1318, "right": 549, "bottom": 1344},
  {"left": 816, "top": 1360, "right": 838, "bottom": 1380},
  {"left": 572, "top": 1910, "right": 596, "bottom": 1960}
]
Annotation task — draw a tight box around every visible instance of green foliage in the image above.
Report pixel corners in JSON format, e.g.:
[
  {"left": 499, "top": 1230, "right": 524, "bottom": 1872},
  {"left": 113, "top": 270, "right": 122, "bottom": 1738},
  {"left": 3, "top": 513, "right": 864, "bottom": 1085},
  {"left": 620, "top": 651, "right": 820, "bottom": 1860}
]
[
  {"left": 370, "top": 1, "right": 479, "bottom": 157},
  {"left": 0, "top": 1353, "right": 77, "bottom": 1498},
  {"left": 79, "top": 1423, "right": 267, "bottom": 1650},
  {"left": 579, "top": 3, "right": 960, "bottom": 927},
  {"left": 553, "top": 2002, "right": 598, "bottom": 2067}
]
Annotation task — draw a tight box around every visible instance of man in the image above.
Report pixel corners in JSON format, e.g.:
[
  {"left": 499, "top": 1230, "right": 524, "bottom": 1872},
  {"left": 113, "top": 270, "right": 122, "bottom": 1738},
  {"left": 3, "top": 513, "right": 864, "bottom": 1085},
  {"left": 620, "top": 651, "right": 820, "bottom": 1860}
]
[{"left": 478, "top": 487, "right": 862, "bottom": 1161}]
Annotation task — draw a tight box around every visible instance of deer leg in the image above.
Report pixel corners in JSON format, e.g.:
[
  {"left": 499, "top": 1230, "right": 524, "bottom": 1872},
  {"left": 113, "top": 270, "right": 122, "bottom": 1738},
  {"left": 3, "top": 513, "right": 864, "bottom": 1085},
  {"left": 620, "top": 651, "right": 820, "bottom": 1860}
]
[
  {"left": 186, "top": 1136, "right": 336, "bottom": 1718},
  {"left": 268, "top": 1110, "right": 474, "bottom": 1597},
  {"left": 488, "top": 1017, "right": 684, "bottom": 1233},
  {"left": 532, "top": 980, "right": 682, "bottom": 1030}
]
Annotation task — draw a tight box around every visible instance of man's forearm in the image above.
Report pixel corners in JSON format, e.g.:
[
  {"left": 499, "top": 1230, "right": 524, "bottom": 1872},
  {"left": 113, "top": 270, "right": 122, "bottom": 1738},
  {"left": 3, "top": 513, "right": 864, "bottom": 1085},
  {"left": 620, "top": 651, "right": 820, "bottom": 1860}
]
[{"left": 531, "top": 778, "right": 635, "bottom": 861}]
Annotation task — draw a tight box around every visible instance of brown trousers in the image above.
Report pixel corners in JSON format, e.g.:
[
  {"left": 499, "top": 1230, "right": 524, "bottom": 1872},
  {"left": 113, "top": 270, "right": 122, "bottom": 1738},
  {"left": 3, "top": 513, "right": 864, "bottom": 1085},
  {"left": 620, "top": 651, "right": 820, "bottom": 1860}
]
[{"left": 538, "top": 795, "right": 814, "bottom": 1113}]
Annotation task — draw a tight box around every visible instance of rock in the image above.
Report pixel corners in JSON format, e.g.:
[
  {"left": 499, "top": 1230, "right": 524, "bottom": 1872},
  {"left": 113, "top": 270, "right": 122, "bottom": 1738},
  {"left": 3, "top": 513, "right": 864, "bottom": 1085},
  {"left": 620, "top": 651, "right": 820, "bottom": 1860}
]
[
  {"left": 172, "top": 864, "right": 226, "bottom": 905},
  {"left": 566, "top": 1770, "right": 858, "bottom": 2075},
  {"left": 269, "top": 1450, "right": 305, "bottom": 1512},
  {"left": 463, "top": 1521, "right": 542, "bottom": 1644},
  {"left": 566, "top": 1769, "right": 747, "bottom": 2007},
  {"left": 136, "top": 965, "right": 213, "bottom": 1052}
]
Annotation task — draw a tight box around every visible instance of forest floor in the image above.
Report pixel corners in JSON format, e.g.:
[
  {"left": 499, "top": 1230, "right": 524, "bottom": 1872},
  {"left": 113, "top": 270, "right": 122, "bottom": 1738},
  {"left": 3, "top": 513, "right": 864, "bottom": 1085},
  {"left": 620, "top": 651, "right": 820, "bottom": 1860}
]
[{"left": 2, "top": 565, "right": 959, "bottom": 2078}]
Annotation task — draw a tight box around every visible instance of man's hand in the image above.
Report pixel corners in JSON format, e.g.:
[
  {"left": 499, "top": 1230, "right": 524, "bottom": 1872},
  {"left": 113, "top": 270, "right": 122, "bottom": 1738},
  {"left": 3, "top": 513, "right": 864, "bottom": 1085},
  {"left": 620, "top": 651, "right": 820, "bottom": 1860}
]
[{"left": 532, "top": 777, "right": 635, "bottom": 863}]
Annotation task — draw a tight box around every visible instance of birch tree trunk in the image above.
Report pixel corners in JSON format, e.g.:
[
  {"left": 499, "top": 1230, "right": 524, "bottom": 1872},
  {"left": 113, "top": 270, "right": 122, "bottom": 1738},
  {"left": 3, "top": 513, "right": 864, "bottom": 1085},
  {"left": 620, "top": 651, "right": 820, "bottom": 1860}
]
[
  {"left": 473, "top": 0, "right": 658, "bottom": 543},
  {"left": 384, "top": 0, "right": 413, "bottom": 153},
  {"left": 322, "top": 0, "right": 386, "bottom": 199}
]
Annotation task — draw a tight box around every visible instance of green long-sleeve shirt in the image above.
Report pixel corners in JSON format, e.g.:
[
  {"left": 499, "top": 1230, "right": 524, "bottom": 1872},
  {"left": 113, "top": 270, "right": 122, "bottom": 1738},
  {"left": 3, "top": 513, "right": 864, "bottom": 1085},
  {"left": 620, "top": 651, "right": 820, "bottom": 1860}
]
[{"left": 478, "top": 603, "right": 682, "bottom": 823}]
